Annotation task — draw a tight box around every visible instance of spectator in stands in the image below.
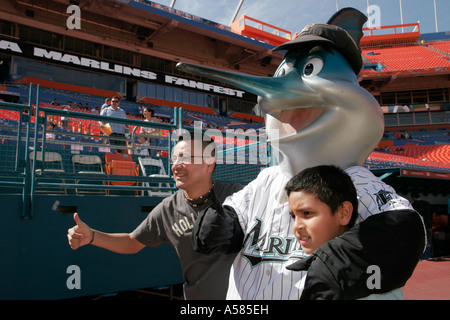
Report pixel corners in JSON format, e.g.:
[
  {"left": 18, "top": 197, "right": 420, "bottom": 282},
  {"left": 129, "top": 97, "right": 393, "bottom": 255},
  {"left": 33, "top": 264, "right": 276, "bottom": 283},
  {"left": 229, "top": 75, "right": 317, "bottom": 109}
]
[
  {"left": 100, "top": 98, "right": 111, "bottom": 112},
  {"left": 133, "top": 135, "right": 149, "bottom": 156},
  {"left": 51, "top": 98, "right": 60, "bottom": 106},
  {"left": 135, "top": 106, "right": 161, "bottom": 157},
  {"left": 67, "top": 132, "right": 243, "bottom": 300},
  {"left": 45, "top": 121, "right": 57, "bottom": 140},
  {"left": 412, "top": 192, "right": 435, "bottom": 259},
  {"left": 92, "top": 106, "right": 100, "bottom": 114},
  {"left": 60, "top": 105, "right": 69, "bottom": 129},
  {"left": 99, "top": 96, "right": 129, "bottom": 154},
  {"left": 138, "top": 103, "right": 145, "bottom": 117}
]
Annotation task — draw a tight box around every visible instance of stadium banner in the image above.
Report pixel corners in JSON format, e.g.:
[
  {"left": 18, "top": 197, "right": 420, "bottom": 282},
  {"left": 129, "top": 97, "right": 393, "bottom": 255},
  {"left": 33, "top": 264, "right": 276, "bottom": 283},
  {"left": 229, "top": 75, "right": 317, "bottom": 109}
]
[
  {"left": 401, "top": 169, "right": 449, "bottom": 180},
  {"left": 0, "top": 37, "right": 249, "bottom": 100}
]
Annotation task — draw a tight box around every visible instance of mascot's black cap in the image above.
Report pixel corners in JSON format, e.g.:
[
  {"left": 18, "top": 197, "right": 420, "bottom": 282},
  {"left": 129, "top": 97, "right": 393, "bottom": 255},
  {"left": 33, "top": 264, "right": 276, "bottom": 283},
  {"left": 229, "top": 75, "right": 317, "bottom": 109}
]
[{"left": 273, "top": 8, "right": 367, "bottom": 74}]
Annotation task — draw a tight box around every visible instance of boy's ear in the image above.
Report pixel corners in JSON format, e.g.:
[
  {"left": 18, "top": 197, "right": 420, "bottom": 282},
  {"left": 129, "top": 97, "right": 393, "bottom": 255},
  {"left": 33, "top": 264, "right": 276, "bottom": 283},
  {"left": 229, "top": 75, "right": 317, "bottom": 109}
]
[{"left": 338, "top": 201, "right": 353, "bottom": 226}]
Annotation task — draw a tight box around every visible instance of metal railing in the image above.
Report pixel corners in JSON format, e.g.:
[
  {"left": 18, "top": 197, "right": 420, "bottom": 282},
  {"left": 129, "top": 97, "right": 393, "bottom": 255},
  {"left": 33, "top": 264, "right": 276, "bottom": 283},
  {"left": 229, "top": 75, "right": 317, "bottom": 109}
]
[
  {"left": 384, "top": 111, "right": 450, "bottom": 127},
  {"left": 0, "top": 84, "right": 180, "bottom": 218},
  {"left": 0, "top": 84, "right": 269, "bottom": 219}
]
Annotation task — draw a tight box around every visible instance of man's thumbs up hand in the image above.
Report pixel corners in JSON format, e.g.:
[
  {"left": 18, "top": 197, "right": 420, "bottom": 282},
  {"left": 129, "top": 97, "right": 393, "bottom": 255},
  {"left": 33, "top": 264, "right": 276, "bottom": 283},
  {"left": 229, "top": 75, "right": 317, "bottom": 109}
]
[{"left": 67, "top": 212, "right": 93, "bottom": 250}]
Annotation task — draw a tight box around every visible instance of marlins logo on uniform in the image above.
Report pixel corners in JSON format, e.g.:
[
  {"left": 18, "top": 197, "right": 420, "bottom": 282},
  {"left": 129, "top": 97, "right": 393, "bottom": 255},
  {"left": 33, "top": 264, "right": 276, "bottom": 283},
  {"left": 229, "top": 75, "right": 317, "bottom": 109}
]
[
  {"left": 375, "top": 190, "right": 394, "bottom": 211},
  {"left": 241, "top": 218, "right": 305, "bottom": 267},
  {"left": 346, "top": 166, "right": 413, "bottom": 220}
]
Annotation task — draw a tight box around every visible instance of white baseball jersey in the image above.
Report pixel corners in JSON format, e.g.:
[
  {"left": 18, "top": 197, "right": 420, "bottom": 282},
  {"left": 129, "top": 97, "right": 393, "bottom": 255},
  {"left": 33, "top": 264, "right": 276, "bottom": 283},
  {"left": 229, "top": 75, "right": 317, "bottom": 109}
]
[{"left": 224, "top": 165, "right": 413, "bottom": 300}]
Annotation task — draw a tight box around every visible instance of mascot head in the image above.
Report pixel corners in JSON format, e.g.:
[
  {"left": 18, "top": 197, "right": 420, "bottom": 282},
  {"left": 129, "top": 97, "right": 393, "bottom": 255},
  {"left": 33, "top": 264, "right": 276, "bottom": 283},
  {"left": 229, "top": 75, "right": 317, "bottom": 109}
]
[{"left": 177, "top": 8, "right": 384, "bottom": 178}]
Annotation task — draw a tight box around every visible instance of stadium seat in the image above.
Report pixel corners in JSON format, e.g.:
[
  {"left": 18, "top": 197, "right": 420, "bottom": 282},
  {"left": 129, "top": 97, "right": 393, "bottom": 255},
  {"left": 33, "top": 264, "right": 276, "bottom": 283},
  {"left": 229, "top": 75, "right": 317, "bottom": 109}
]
[
  {"left": 362, "top": 44, "right": 450, "bottom": 72},
  {"left": 427, "top": 40, "right": 450, "bottom": 55},
  {"left": 30, "top": 151, "right": 65, "bottom": 174},
  {"left": 105, "top": 152, "right": 133, "bottom": 164},
  {"left": 72, "top": 154, "right": 106, "bottom": 195},
  {"left": 400, "top": 145, "right": 450, "bottom": 164},
  {"left": 138, "top": 157, "right": 172, "bottom": 197},
  {"left": 29, "top": 150, "right": 66, "bottom": 194},
  {"left": 105, "top": 159, "right": 139, "bottom": 195}
]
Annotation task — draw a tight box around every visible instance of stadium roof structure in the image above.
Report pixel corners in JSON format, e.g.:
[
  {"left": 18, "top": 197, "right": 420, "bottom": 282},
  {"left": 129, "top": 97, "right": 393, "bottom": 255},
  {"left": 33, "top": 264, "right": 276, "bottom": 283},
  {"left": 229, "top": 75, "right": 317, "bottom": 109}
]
[{"left": 0, "top": 0, "right": 284, "bottom": 76}]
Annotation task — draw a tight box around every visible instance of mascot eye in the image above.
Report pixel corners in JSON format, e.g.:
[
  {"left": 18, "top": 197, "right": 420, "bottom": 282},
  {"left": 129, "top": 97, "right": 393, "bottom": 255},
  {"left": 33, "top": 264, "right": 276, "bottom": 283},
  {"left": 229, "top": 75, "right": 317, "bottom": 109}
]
[
  {"left": 275, "top": 61, "right": 294, "bottom": 77},
  {"left": 303, "top": 57, "right": 323, "bottom": 77}
]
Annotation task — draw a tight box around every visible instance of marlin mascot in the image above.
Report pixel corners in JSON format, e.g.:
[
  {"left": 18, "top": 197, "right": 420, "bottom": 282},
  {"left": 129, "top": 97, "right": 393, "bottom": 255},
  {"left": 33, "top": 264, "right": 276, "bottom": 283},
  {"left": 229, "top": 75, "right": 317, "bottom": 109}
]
[
  {"left": 178, "top": 9, "right": 382, "bottom": 178},
  {"left": 180, "top": 8, "right": 425, "bottom": 300}
]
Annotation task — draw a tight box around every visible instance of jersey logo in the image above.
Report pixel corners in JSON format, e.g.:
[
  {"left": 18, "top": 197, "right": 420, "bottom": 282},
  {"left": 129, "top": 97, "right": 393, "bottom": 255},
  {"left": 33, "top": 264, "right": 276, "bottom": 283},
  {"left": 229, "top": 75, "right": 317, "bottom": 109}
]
[
  {"left": 241, "top": 218, "right": 305, "bottom": 267},
  {"left": 374, "top": 190, "right": 394, "bottom": 211}
]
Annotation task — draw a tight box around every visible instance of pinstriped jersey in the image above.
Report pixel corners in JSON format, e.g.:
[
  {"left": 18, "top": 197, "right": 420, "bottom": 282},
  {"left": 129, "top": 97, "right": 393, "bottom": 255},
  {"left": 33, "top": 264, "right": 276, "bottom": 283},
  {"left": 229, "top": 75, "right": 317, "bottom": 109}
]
[
  {"left": 345, "top": 166, "right": 413, "bottom": 222},
  {"left": 224, "top": 165, "right": 413, "bottom": 300}
]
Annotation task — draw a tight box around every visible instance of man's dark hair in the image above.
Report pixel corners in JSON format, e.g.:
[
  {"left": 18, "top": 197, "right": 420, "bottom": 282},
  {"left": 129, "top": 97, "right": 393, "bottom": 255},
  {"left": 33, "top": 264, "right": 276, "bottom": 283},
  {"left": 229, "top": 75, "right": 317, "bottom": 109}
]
[{"left": 285, "top": 165, "right": 358, "bottom": 228}]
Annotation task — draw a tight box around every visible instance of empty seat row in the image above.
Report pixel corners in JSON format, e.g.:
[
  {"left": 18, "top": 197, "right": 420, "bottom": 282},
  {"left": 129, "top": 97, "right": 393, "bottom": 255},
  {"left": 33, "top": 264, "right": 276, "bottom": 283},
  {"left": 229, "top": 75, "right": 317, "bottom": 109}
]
[{"left": 28, "top": 150, "right": 174, "bottom": 196}]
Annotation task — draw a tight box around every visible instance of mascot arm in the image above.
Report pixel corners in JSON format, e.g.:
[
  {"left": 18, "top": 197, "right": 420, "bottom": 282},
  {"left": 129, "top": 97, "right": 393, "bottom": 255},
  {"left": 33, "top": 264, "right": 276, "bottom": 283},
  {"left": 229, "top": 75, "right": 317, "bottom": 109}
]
[
  {"left": 192, "top": 189, "right": 244, "bottom": 255},
  {"left": 287, "top": 210, "right": 425, "bottom": 299}
]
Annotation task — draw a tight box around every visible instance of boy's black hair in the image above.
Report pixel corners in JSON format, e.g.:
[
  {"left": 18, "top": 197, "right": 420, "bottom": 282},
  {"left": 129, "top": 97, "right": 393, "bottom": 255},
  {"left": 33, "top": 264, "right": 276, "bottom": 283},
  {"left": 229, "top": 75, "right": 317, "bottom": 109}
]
[{"left": 285, "top": 165, "right": 358, "bottom": 228}]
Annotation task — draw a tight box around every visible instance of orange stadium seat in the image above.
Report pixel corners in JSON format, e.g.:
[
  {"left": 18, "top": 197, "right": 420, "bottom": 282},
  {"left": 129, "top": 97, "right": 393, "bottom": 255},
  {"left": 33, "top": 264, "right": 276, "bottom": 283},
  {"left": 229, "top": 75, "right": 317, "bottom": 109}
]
[
  {"left": 368, "top": 150, "right": 450, "bottom": 170},
  {"left": 427, "top": 40, "right": 450, "bottom": 55},
  {"left": 400, "top": 145, "right": 450, "bottom": 164},
  {"left": 0, "top": 109, "right": 20, "bottom": 121},
  {"left": 105, "top": 159, "right": 139, "bottom": 196},
  {"left": 362, "top": 45, "right": 450, "bottom": 72},
  {"left": 378, "top": 140, "right": 394, "bottom": 148},
  {"left": 105, "top": 152, "right": 133, "bottom": 164}
]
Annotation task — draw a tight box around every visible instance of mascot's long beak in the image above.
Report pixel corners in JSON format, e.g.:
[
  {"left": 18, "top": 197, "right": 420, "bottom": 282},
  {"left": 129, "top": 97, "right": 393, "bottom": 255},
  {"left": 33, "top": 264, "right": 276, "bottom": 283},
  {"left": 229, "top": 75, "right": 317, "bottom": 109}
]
[{"left": 176, "top": 62, "right": 324, "bottom": 114}]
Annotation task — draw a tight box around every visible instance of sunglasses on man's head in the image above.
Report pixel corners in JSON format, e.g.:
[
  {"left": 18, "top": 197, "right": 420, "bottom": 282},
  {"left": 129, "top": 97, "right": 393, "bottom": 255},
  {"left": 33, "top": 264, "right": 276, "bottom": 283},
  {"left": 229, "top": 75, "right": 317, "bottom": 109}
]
[{"left": 170, "top": 155, "right": 205, "bottom": 165}]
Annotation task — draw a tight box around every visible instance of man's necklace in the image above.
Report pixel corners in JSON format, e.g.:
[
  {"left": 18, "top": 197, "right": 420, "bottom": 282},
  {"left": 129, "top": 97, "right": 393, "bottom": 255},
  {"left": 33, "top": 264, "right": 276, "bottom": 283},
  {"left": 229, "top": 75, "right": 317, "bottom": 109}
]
[{"left": 184, "top": 185, "right": 213, "bottom": 207}]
